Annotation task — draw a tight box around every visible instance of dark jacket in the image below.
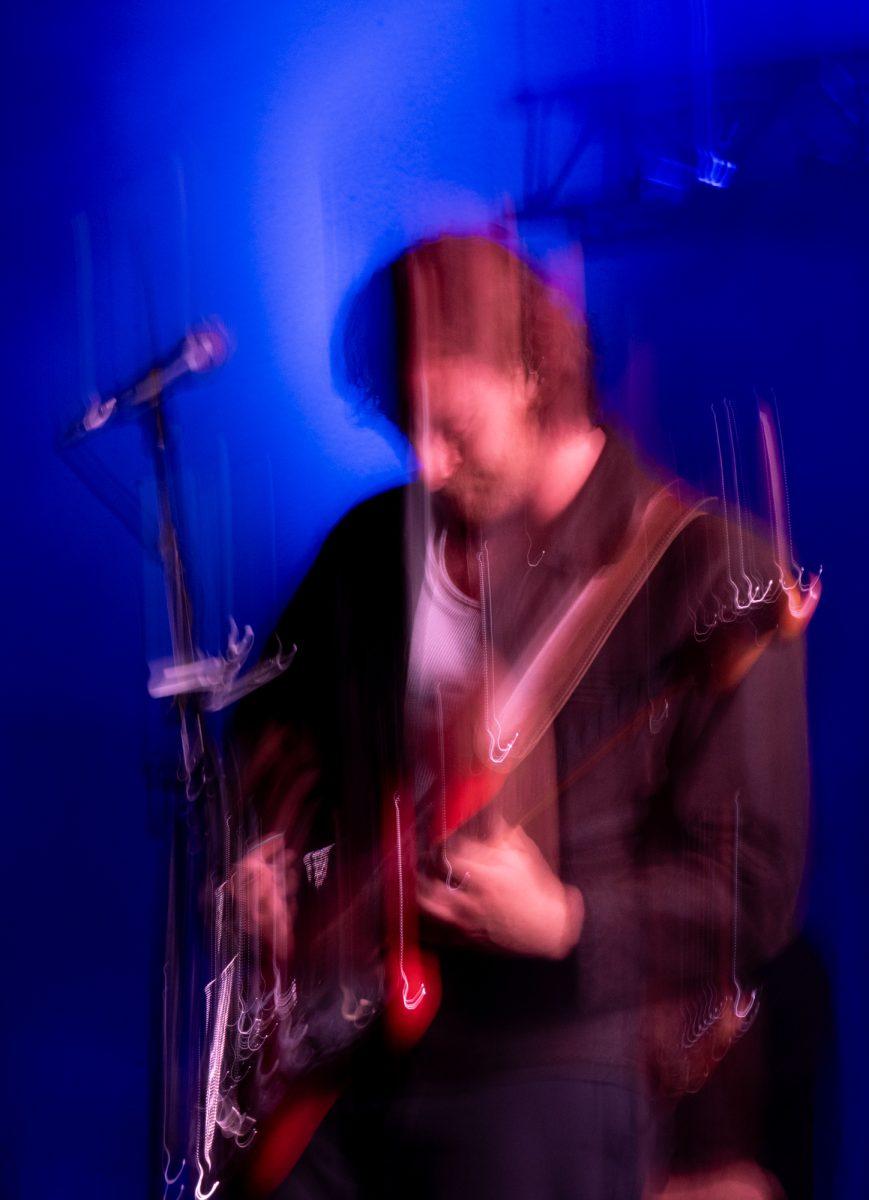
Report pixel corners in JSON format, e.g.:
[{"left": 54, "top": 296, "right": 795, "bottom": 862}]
[{"left": 234, "top": 432, "right": 809, "bottom": 1092}]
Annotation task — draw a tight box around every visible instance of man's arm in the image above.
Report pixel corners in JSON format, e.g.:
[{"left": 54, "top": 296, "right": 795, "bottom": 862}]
[
  {"left": 416, "top": 618, "right": 809, "bottom": 1004},
  {"left": 575, "top": 621, "right": 810, "bottom": 1026}
]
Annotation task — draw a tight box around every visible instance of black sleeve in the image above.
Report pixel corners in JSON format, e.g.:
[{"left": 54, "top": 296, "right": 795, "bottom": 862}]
[
  {"left": 229, "top": 522, "right": 344, "bottom": 840},
  {"left": 574, "top": 623, "right": 810, "bottom": 1023},
  {"left": 651, "top": 628, "right": 808, "bottom": 988}
]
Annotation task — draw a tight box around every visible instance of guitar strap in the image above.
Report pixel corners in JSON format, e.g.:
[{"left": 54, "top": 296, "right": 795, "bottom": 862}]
[
  {"left": 481, "top": 483, "right": 711, "bottom": 775},
  {"left": 437, "top": 483, "right": 711, "bottom": 842}
]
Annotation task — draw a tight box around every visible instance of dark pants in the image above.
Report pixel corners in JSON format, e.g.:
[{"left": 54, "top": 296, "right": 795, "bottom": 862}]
[{"left": 272, "top": 1073, "right": 653, "bottom": 1200}]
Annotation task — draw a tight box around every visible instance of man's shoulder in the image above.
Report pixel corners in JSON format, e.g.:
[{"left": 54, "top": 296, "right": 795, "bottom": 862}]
[
  {"left": 321, "top": 482, "right": 409, "bottom": 549},
  {"left": 667, "top": 504, "right": 784, "bottom": 623},
  {"left": 339, "top": 481, "right": 410, "bottom": 526},
  {"left": 645, "top": 501, "right": 796, "bottom": 698},
  {"left": 275, "top": 482, "right": 413, "bottom": 631},
  {"left": 296, "top": 483, "right": 410, "bottom": 585},
  {"left": 557, "top": 430, "right": 786, "bottom": 638},
  {"left": 263, "top": 483, "right": 411, "bottom": 679}
]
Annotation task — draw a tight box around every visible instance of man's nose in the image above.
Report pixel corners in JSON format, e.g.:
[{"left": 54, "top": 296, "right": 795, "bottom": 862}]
[{"left": 417, "top": 433, "right": 461, "bottom": 490}]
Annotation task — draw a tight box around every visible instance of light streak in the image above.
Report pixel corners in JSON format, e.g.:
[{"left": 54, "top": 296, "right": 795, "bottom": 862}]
[
  {"left": 525, "top": 527, "right": 546, "bottom": 568},
  {"left": 202, "top": 957, "right": 237, "bottom": 1176},
  {"left": 341, "top": 986, "right": 376, "bottom": 1027},
  {"left": 215, "top": 1098, "right": 257, "bottom": 1146},
  {"left": 193, "top": 1161, "right": 219, "bottom": 1200},
  {"left": 648, "top": 696, "right": 669, "bottom": 735},
  {"left": 758, "top": 397, "right": 822, "bottom": 621},
  {"left": 697, "top": 398, "right": 820, "bottom": 642},
  {"left": 163, "top": 1156, "right": 186, "bottom": 1186},
  {"left": 435, "top": 683, "right": 458, "bottom": 888},
  {"left": 731, "top": 791, "right": 758, "bottom": 1022},
  {"left": 392, "top": 793, "right": 426, "bottom": 1011},
  {"left": 163, "top": 1150, "right": 186, "bottom": 1200},
  {"left": 697, "top": 150, "right": 737, "bottom": 189},
  {"left": 478, "top": 541, "right": 520, "bottom": 764}
]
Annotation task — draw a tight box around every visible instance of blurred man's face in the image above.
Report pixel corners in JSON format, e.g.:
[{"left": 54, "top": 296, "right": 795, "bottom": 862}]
[{"left": 409, "top": 356, "right": 540, "bottom": 524}]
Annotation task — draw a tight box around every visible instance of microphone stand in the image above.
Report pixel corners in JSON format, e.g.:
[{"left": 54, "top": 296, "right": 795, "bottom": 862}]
[
  {"left": 61, "top": 344, "right": 291, "bottom": 1199},
  {"left": 147, "top": 375, "right": 295, "bottom": 1200}
]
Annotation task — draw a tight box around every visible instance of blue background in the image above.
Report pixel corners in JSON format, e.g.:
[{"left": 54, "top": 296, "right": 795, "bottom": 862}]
[{"left": 3, "top": 2, "right": 867, "bottom": 1196}]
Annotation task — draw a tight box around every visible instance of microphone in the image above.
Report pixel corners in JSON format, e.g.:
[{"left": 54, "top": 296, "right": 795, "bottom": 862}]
[{"left": 64, "top": 319, "right": 232, "bottom": 443}]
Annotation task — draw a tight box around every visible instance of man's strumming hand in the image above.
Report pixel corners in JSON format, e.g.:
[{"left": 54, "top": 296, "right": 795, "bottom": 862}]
[{"left": 417, "top": 818, "right": 584, "bottom": 960}]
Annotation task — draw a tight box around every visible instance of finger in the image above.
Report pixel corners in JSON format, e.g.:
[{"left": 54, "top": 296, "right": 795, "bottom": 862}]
[
  {"left": 419, "top": 896, "right": 476, "bottom": 932},
  {"left": 506, "top": 822, "right": 536, "bottom": 852},
  {"left": 445, "top": 846, "right": 498, "bottom": 884},
  {"left": 417, "top": 876, "right": 476, "bottom": 928},
  {"left": 255, "top": 834, "right": 285, "bottom": 865},
  {"left": 447, "top": 832, "right": 503, "bottom": 867},
  {"left": 485, "top": 811, "right": 512, "bottom": 841}
]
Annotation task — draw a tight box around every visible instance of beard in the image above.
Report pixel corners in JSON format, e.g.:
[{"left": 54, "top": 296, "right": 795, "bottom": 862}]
[{"left": 436, "top": 464, "right": 528, "bottom": 526}]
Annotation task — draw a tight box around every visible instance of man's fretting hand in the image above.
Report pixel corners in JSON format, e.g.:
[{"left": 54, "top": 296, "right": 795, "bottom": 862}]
[
  {"left": 417, "top": 818, "right": 584, "bottom": 960},
  {"left": 233, "top": 835, "right": 299, "bottom": 963}
]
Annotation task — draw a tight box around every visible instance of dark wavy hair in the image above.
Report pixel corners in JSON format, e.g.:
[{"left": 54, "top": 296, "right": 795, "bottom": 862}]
[{"left": 334, "top": 233, "right": 596, "bottom": 431}]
